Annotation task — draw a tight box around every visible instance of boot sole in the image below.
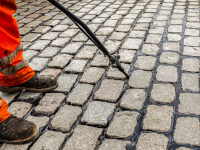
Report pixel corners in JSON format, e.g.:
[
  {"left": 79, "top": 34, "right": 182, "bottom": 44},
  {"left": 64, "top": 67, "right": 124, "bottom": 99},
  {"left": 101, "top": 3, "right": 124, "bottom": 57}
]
[
  {"left": 0, "top": 83, "right": 58, "bottom": 93},
  {"left": 0, "top": 126, "right": 39, "bottom": 144}
]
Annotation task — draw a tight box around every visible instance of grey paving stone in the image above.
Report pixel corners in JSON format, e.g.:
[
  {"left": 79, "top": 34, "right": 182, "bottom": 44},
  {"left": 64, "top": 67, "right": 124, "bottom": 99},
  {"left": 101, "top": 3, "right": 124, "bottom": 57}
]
[
  {"left": 19, "top": 27, "right": 32, "bottom": 35},
  {"left": 110, "top": 14, "right": 122, "bottom": 20},
  {"left": 0, "top": 92, "right": 19, "bottom": 104},
  {"left": 94, "top": 79, "right": 124, "bottom": 102},
  {"left": 121, "top": 18, "right": 135, "bottom": 25},
  {"left": 143, "top": 105, "right": 174, "bottom": 132},
  {"left": 52, "top": 25, "right": 68, "bottom": 32},
  {"left": 183, "top": 47, "right": 200, "bottom": 57},
  {"left": 52, "top": 14, "right": 65, "bottom": 20},
  {"left": 141, "top": 44, "right": 159, "bottom": 55},
  {"left": 116, "top": 25, "right": 131, "bottom": 32},
  {"left": 119, "top": 49, "right": 136, "bottom": 63},
  {"left": 22, "top": 42, "right": 32, "bottom": 50},
  {"left": 63, "top": 125, "right": 103, "bottom": 150},
  {"left": 61, "top": 42, "right": 83, "bottom": 54},
  {"left": 138, "top": 18, "right": 152, "bottom": 23},
  {"left": 156, "top": 65, "right": 178, "bottom": 83},
  {"left": 120, "top": 89, "right": 146, "bottom": 110},
  {"left": 80, "top": 67, "right": 105, "bottom": 84},
  {"left": 39, "top": 68, "right": 62, "bottom": 77},
  {"left": 109, "top": 32, "right": 126, "bottom": 41},
  {"left": 181, "top": 73, "right": 199, "bottom": 91},
  {"left": 29, "top": 40, "right": 50, "bottom": 50},
  {"left": 29, "top": 57, "right": 49, "bottom": 71},
  {"left": 65, "top": 60, "right": 88, "bottom": 73},
  {"left": 55, "top": 74, "right": 78, "bottom": 93},
  {"left": 76, "top": 46, "right": 97, "bottom": 59},
  {"left": 1, "top": 143, "right": 30, "bottom": 150},
  {"left": 92, "top": 18, "right": 106, "bottom": 24},
  {"left": 187, "top": 16, "right": 199, "bottom": 22},
  {"left": 8, "top": 102, "right": 32, "bottom": 118},
  {"left": 178, "top": 93, "right": 200, "bottom": 115},
  {"left": 73, "top": 33, "right": 88, "bottom": 42},
  {"left": 30, "top": 131, "right": 66, "bottom": 150},
  {"left": 184, "top": 29, "right": 199, "bottom": 36},
  {"left": 21, "top": 33, "right": 40, "bottom": 42},
  {"left": 136, "top": 133, "right": 169, "bottom": 150},
  {"left": 134, "top": 56, "right": 156, "bottom": 70},
  {"left": 167, "top": 34, "right": 181, "bottom": 41},
  {"left": 23, "top": 50, "right": 38, "bottom": 60},
  {"left": 96, "top": 27, "right": 114, "bottom": 36},
  {"left": 142, "top": 13, "right": 154, "bottom": 18},
  {"left": 99, "top": 139, "right": 131, "bottom": 150},
  {"left": 151, "top": 84, "right": 175, "bottom": 103},
  {"left": 88, "top": 24, "right": 101, "bottom": 32},
  {"left": 160, "top": 52, "right": 180, "bottom": 64},
  {"left": 48, "top": 54, "right": 73, "bottom": 68},
  {"left": 182, "top": 58, "right": 199, "bottom": 72},
  {"left": 168, "top": 25, "right": 182, "bottom": 33},
  {"left": 41, "top": 32, "right": 59, "bottom": 40},
  {"left": 60, "top": 29, "right": 79, "bottom": 38},
  {"left": 50, "top": 105, "right": 82, "bottom": 132},
  {"left": 35, "top": 93, "right": 66, "bottom": 116},
  {"left": 51, "top": 37, "right": 70, "bottom": 47},
  {"left": 90, "top": 55, "right": 109, "bottom": 67},
  {"left": 156, "top": 15, "right": 168, "bottom": 21},
  {"left": 163, "top": 42, "right": 180, "bottom": 51},
  {"left": 106, "top": 63, "right": 129, "bottom": 80},
  {"left": 146, "top": 34, "right": 162, "bottom": 44},
  {"left": 23, "top": 19, "right": 39, "bottom": 27},
  {"left": 67, "top": 84, "right": 94, "bottom": 105},
  {"left": 171, "top": 14, "right": 184, "bottom": 19},
  {"left": 107, "top": 111, "right": 139, "bottom": 138},
  {"left": 81, "top": 101, "right": 116, "bottom": 126},
  {"left": 122, "top": 38, "right": 142, "bottom": 50},
  {"left": 129, "top": 31, "right": 146, "bottom": 38},
  {"left": 18, "top": 91, "right": 42, "bottom": 103},
  {"left": 149, "top": 27, "right": 165, "bottom": 34},
  {"left": 39, "top": 47, "right": 60, "bottom": 58},
  {"left": 174, "top": 117, "right": 200, "bottom": 146},
  {"left": 129, "top": 70, "right": 152, "bottom": 88},
  {"left": 171, "top": 19, "right": 183, "bottom": 25},
  {"left": 44, "top": 20, "right": 60, "bottom": 26},
  {"left": 186, "top": 22, "right": 200, "bottom": 29},
  {"left": 33, "top": 26, "right": 51, "bottom": 34},
  {"left": 153, "top": 21, "right": 167, "bottom": 26},
  {"left": 104, "top": 40, "right": 121, "bottom": 54},
  {"left": 103, "top": 20, "right": 118, "bottom": 27},
  {"left": 176, "top": 148, "right": 193, "bottom": 150},
  {"left": 134, "top": 23, "right": 149, "bottom": 30},
  {"left": 26, "top": 115, "right": 49, "bottom": 129},
  {"left": 184, "top": 37, "right": 200, "bottom": 46}
]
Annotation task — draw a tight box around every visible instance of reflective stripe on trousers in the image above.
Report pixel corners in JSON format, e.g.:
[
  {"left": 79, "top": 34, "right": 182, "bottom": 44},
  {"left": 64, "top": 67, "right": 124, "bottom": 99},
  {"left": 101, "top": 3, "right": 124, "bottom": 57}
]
[{"left": 0, "top": 0, "right": 35, "bottom": 87}]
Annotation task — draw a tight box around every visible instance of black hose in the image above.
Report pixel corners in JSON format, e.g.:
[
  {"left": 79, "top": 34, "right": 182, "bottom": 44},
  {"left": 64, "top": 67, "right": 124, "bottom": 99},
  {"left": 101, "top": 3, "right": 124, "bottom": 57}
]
[{"left": 47, "top": 0, "right": 129, "bottom": 78}]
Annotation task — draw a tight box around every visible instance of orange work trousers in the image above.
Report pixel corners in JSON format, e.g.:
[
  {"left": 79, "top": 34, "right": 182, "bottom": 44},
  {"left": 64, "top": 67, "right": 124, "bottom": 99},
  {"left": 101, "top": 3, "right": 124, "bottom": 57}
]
[{"left": 0, "top": 0, "right": 35, "bottom": 123}]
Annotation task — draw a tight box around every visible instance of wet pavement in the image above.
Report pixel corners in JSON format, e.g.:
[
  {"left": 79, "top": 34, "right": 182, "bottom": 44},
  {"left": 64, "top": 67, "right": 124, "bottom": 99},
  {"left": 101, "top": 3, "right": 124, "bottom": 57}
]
[{"left": 0, "top": 0, "right": 200, "bottom": 149}]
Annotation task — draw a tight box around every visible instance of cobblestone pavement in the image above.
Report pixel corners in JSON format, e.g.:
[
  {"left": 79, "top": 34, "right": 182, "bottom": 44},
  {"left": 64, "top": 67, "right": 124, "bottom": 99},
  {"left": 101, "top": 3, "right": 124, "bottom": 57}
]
[{"left": 1, "top": 0, "right": 200, "bottom": 149}]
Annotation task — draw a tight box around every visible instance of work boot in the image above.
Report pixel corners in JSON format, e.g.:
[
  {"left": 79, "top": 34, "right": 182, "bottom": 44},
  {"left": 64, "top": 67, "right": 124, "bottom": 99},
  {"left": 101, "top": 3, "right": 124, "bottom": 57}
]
[
  {"left": 0, "top": 75, "right": 58, "bottom": 93},
  {"left": 0, "top": 115, "right": 39, "bottom": 144}
]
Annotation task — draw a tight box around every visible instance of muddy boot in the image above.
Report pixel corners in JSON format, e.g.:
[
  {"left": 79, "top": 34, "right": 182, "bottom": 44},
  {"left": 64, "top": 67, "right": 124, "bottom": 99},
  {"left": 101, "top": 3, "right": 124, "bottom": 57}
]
[
  {"left": 0, "top": 75, "right": 58, "bottom": 93},
  {"left": 0, "top": 115, "right": 39, "bottom": 144}
]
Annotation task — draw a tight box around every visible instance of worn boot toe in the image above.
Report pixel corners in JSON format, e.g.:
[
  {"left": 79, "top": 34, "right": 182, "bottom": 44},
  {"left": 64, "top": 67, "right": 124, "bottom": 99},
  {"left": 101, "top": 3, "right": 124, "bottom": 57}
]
[{"left": 0, "top": 115, "right": 39, "bottom": 144}]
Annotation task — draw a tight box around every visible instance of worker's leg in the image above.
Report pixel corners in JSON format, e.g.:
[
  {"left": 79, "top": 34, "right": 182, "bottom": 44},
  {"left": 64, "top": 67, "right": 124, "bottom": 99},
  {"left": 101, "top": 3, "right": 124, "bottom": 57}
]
[
  {"left": 0, "top": 0, "right": 54, "bottom": 144},
  {"left": 0, "top": 0, "right": 35, "bottom": 87},
  {"left": 0, "top": 0, "right": 57, "bottom": 93}
]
